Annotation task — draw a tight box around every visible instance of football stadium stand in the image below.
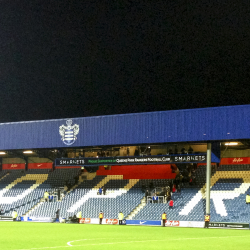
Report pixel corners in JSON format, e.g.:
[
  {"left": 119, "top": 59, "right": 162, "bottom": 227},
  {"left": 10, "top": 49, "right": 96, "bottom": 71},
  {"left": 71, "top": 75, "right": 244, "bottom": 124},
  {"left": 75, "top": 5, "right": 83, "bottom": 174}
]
[{"left": 0, "top": 164, "right": 250, "bottom": 224}]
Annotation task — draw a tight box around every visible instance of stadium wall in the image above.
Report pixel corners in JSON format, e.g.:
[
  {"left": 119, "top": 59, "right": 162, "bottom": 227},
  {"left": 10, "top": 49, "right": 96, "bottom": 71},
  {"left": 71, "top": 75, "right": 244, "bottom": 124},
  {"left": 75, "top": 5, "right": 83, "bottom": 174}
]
[{"left": 96, "top": 164, "right": 176, "bottom": 179}]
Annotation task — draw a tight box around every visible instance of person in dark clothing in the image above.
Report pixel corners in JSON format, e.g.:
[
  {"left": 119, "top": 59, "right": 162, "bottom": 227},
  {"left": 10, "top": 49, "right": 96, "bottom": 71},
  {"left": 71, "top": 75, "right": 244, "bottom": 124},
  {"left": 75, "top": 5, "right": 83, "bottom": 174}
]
[
  {"left": 145, "top": 189, "right": 150, "bottom": 202},
  {"left": 166, "top": 188, "right": 171, "bottom": 202},
  {"left": 167, "top": 194, "right": 171, "bottom": 203},
  {"left": 102, "top": 186, "right": 106, "bottom": 195},
  {"left": 141, "top": 184, "right": 146, "bottom": 192},
  {"left": 188, "top": 146, "right": 193, "bottom": 154},
  {"left": 65, "top": 180, "right": 69, "bottom": 191},
  {"left": 57, "top": 189, "right": 61, "bottom": 201},
  {"left": 189, "top": 177, "right": 193, "bottom": 186},
  {"left": 99, "top": 187, "right": 102, "bottom": 195},
  {"left": 181, "top": 147, "right": 186, "bottom": 154},
  {"left": 175, "top": 175, "right": 180, "bottom": 186},
  {"left": 55, "top": 209, "right": 60, "bottom": 222},
  {"left": 169, "top": 182, "right": 173, "bottom": 192},
  {"left": 192, "top": 176, "right": 196, "bottom": 185},
  {"left": 52, "top": 209, "right": 60, "bottom": 223},
  {"left": 74, "top": 176, "right": 79, "bottom": 185},
  {"left": 174, "top": 147, "right": 178, "bottom": 154}
]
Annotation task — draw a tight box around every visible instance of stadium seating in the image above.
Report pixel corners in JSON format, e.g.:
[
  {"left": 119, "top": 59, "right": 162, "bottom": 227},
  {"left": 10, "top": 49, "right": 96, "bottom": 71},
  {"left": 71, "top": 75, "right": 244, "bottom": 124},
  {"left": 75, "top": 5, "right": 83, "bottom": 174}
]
[
  {"left": 0, "top": 164, "right": 250, "bottom": 224},
  {"left": 134, "top": 165, "right": 250, "bottom": 222},
  {"left": 0, "top": 169, "right": 79, "bottom": 217}
]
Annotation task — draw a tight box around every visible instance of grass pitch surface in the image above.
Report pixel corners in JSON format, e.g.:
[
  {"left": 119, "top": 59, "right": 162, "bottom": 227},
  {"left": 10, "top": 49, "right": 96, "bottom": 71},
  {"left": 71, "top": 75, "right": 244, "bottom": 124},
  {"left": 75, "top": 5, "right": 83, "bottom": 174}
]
[{"left": 0, "top": 222, "right": 249, "bottom": 250}]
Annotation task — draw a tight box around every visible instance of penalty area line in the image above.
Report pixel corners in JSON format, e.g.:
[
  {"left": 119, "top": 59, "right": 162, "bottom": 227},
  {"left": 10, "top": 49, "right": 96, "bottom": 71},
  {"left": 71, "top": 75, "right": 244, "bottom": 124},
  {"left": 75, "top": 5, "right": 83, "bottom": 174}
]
[
  {"left": 14, "top": 235, "right": 248, "bottom": 250},
  {"left": 69, "top": 235, "right": 248, "bottom": 247}
]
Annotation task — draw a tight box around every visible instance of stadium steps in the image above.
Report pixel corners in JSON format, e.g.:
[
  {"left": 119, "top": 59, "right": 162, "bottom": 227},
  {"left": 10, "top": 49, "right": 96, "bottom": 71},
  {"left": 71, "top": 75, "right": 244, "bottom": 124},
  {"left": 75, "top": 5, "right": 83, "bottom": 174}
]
[
  {"left": 91, "top": 175, "right": 124, "bottom": 194},
  {"left": 86, "top": 172, "right": 96, "bottom": 180},
  {"left": 24, "top": 199, "right": 44, "bottom": 217},
  {"left": 67, "top": 172, "right": 92, "bottom": 193},
  {"left": 4, "top": 174, "right": 48, "bottom": 190},
  {"left": 67, "top": 178, "right": 140, "bottom": 213},
  {"left": 93, "top": 175, "right": 123, "bottom": 189},
  {"left": 124, "top": 179, "right": 140, "bottom": 190},
  {"left": 0, "top": 172, "right": 9, "bottom": 182},
  {"left": 23, "top": 198, "right": 44, "bottom": 216},
  {"left": 126, "top": 196, "right": 146, "bottom": 219},
  {"left": 64, "top": 172, "right": 97, "bottom": 200}
]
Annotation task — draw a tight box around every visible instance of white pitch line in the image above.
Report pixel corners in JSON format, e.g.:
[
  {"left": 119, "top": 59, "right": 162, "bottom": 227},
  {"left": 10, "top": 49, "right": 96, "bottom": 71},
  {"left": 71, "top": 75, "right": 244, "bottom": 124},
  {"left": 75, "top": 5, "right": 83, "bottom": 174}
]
[
  {"left": 67, "top": 238, "right": 112, "bottom": 246},
  {"left": 14, "top": 236, "right": 248, "bottom": 250}
]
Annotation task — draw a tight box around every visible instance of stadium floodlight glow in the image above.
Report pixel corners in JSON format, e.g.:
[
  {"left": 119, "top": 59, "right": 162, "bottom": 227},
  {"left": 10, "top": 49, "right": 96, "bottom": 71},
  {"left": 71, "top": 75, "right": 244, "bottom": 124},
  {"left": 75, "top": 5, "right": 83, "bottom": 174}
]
[
  {"left": 225, "top": 142, "right": 238, "bottom": 146},
  {"left": 23, "top": 150, "right": 33, "bottom": 154},
  {"left": 0, "top": 152, "right": 6, "bottom": 155}
]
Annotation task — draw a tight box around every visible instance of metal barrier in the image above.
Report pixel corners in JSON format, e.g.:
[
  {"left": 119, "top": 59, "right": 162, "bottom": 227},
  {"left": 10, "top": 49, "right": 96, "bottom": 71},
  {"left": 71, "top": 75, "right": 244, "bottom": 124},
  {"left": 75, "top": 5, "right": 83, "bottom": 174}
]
[{"left": 147, "top": 196, "right": 165, "bottom": 203}]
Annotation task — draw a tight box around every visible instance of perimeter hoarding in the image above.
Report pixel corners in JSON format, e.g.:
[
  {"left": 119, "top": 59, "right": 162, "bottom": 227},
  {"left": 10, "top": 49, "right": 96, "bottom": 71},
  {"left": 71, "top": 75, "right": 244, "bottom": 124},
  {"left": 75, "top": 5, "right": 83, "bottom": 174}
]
[
  {"left": 209, "top": 222, "right": 249, "bottom": 229},
  {"left": 55, "top": 154, "right": 206, "bottom": 167},
  {"left": 125, "top": 220, "right": 162, "bottom": 226},
  {"left": 20, "top": 217, "right": 206, "bottom": 228},
  {"left": 124, "top": 220, "right": 204, "bottom": 228}
]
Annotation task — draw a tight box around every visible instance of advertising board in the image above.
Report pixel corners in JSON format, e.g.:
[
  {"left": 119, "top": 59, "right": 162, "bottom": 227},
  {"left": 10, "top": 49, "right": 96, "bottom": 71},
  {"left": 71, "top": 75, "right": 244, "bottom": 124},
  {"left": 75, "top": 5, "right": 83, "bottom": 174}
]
[
  {"left": 27, "top": 217, "right": 53, "bottom": 222},
  {"left": 165, "top": 220, "right": 180, "bottom": 227},
  {"left": 179, "top": 221, "right": 204, "bottom": 228},
  {"left": 126, "top": 220, "right": 161, "bottom": 226},
  {"left": 209, "top": 222, "right": 249, "bottom": 229},
  {"left": 2, "top": 164, "right": 25, "bottom": 170},
  {"left": 28, "top": 163, "right": 53, "bottom": 169},
  {"left": 80, "top": 218, "right": 91, "bottom": 224},
  {"left": 106, "top": 219, "right": 118, "bottom": 225},
  {"left": 0, "top": 216, "right": 12, "bottom": 221},
  {"left": 55, "top": 154, "right": 207, "bottom": 167}
]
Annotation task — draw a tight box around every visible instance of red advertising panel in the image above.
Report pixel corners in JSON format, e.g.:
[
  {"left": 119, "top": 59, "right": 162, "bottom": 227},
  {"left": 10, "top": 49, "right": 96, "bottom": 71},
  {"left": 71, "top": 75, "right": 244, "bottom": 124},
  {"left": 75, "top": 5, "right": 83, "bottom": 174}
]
[
  {"left": 2, "top": 164, "right": 25, "bottom": 170},
  {"left": 28, "top": 163, "right": 53, "bottom": 169},
  {"left": 220, "top": 157, "right": 250, "bottom": 165},
  {"left": 97, "top": 164, "right": 176, "bottom": 179},
  {"left": 166, "top": 220, "right": 179, "bottom": 227},
  {"left": 106, "top": 219, "right": 118, "bottom": 225},
  {"left": 80, "top": 218, "right": 91, "bottom": 224}
]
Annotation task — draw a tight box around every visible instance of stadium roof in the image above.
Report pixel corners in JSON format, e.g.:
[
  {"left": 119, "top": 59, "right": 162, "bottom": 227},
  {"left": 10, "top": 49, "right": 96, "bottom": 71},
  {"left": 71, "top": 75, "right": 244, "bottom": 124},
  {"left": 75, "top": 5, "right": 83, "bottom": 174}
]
[{"left": 0, "top": 104, "right": 250, "bottom": 150}]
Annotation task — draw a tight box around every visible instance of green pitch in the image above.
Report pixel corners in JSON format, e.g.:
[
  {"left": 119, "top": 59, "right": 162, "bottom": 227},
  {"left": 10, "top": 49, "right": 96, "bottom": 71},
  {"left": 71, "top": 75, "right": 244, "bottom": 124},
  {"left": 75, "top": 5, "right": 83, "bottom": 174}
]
[{"left": 0, "top": 222, "right": 249, "bottom": 250}]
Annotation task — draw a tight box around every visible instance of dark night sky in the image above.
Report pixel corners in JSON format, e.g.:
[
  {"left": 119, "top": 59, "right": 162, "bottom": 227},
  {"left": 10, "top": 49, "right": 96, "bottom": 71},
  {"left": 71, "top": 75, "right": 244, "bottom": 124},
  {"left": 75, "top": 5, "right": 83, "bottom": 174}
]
[{"left": 0, "top": 0, "right": 250, "bottom": 122}]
